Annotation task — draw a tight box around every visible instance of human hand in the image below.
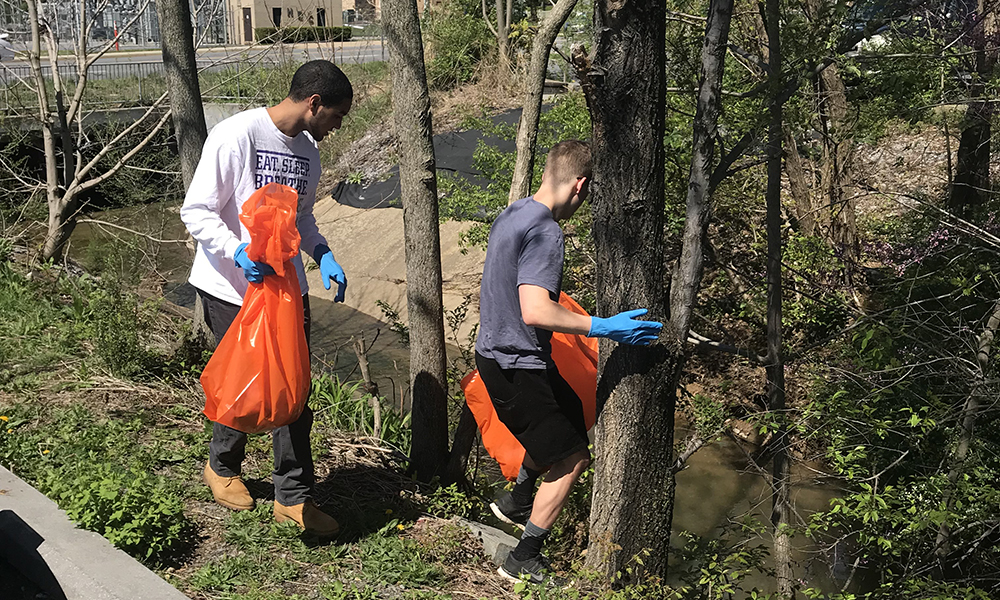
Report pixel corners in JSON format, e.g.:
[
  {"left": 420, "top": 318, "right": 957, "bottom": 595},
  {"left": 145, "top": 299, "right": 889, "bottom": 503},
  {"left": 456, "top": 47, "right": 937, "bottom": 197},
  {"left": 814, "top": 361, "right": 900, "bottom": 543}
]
[
  {"left": 315, "top": 245, "right": 347, "bottom": 303},
  {"left": 588, "top": 309, "right": 663, "bottom": 345},
  {"left": 234, "top": 242, "right": 275, "bottom": 283}
]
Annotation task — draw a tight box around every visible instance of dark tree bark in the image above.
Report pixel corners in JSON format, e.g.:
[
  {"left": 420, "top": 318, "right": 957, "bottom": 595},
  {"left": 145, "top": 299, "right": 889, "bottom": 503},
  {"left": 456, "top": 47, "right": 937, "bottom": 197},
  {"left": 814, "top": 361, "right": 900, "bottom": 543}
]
[
  {"left": 784, "top": 126, "right": 816, "bottom": 236},
  {"left": 815, "top": 62, "right": 858, "bottom": 273},
  {"left": 778, "top": 0, "right": 858, "bottom": 279},
  {"left": 383, "top": 0, "right": 450, "bottom": 482},
  {"left": 950, "top": 0, "right": 996, "bottom": 217},
  {"left": 507, "top": 0, "right": 578, "bottom": 204},
  {"left": 765, "top": 0, "right": 792, "bottom": 594},
  {"left": 578, "top": 0, "right": 735, "bottom": 579},
  {"left": 157, "top": 0, "right": 207, "bottom": 190},
  {"left": 443, "top": 404, "right": 478, "bottom": 486},
  {"left": 157, "top": 0, "right": 212, "bottom": 344},
  {"left": 583, "top": 0, "right": 675, "bottom": 581}
]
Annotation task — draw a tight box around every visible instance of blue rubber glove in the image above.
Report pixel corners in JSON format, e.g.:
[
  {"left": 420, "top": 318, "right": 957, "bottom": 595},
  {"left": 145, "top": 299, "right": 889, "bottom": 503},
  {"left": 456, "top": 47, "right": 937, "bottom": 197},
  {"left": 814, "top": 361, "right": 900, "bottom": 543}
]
[
  {"left": 588, "top": 308, "right": 663, "bottom": 345},
  {"left": 233, "top": 243, "right": 274, "bottom": 283},
  {"left": 314, "top": 245, "right": 347, "bottom": 303}
]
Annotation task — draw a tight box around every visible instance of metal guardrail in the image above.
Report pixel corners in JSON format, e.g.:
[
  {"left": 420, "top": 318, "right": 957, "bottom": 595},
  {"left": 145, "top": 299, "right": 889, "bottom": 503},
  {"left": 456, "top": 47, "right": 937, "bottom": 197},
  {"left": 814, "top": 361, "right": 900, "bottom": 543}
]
[{"left": 0, "top": 60, "right": 168, "bottom": 84}]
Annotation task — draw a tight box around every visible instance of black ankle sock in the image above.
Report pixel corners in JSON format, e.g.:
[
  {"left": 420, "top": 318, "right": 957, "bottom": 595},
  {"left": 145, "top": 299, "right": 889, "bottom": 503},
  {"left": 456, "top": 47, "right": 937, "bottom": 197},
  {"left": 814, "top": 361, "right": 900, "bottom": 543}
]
[
  {"left": 511, "top": 520, "right": 549, "bottom": 560},
  {"left": 510, "top": 465, "right": 542, "bottom": 506}
]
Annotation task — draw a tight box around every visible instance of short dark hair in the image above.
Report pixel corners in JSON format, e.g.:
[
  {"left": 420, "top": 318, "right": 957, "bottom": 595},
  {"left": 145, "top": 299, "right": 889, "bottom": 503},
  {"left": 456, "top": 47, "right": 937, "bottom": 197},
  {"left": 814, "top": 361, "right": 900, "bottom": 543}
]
[
  {"left": 288, "top": 60, "right": 353, "bottom": 106},
  {"left": 544, "top": 140, "right": 592, "bottom": 186}
]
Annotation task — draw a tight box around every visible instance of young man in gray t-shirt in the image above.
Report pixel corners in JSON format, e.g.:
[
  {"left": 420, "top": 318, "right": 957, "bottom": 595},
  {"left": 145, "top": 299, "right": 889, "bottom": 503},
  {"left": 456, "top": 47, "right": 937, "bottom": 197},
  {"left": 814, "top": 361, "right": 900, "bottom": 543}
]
[{"left": 475, "top": 140, "right": 662, "bottom": 583}]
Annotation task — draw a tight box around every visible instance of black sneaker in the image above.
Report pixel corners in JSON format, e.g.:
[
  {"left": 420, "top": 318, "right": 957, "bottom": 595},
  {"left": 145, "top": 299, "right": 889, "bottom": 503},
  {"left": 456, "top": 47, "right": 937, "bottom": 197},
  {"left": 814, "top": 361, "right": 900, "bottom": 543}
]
[
  {"left": 489, "top": 492, "right": 532, "bottom": 528},
  {"left": 498, "top": 552, "right": 562, "bottom": 585}
]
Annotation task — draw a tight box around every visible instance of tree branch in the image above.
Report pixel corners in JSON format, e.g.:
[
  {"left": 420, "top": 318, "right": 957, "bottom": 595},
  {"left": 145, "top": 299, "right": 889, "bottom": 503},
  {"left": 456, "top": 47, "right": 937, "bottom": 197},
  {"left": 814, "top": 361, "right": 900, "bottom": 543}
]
[
  {"left": 77, "top": 218, "right": 189, "bottom": 243},
  {"left": 76, "top": 104, "right": 173, "bottom": 193},
  {"left": 481, "top": 0, "right": 499, "bottom": 37},
  {"left": 687, "top": 330, "right": 766, "bottom": 364},
  {"left": 70, "top": 92, "right": 170, "bottom": 187},
  {"left": 671, "top": 425, "right": 726, "bottom": 474}
]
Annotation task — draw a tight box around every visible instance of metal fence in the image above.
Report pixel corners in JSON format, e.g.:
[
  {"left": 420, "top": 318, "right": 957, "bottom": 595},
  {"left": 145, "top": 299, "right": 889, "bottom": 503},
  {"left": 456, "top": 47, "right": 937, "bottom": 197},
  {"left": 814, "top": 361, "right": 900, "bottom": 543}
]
[{"left": 0, "top": 36, "right": 387, "bottom": 111}]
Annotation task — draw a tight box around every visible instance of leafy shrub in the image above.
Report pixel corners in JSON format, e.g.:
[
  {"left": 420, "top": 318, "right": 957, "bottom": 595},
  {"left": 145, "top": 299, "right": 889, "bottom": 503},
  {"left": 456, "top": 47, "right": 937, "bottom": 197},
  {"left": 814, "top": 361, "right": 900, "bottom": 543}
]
[
  {"left": 0, "top": 262, "right": 93, "bottom": 391},
  {"left": 1, "top": 405, "right": 203, "bottom": 565},
  {"left": 421, "top": 483, "right": 480, "bottom": 518},
  {"left": 255, "top": 26, "right": 352, "bottom": 43},
  {"left": 90, "top": 286, "right": 158, "bottom": 377},
  {"left": 424, "top": 1, "right": 494, "bottom": 90},
  {"left": 42, "top": 463, "right": 190, "bottom": 564}
]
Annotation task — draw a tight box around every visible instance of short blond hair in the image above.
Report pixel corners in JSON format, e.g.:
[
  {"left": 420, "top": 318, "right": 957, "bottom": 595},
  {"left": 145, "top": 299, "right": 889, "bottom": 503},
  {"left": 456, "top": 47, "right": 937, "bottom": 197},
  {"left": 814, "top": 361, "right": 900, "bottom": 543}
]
[{"left": 543, "top": 140, "right": 592, "bottom": 186}]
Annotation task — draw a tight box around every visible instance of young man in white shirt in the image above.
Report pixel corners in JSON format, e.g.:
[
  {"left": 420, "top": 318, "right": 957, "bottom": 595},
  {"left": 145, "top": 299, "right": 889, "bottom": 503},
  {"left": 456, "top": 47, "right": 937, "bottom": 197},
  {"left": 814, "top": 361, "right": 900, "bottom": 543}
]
[{"left": 181, "top": 60, "right": 351, "bottom": 537}]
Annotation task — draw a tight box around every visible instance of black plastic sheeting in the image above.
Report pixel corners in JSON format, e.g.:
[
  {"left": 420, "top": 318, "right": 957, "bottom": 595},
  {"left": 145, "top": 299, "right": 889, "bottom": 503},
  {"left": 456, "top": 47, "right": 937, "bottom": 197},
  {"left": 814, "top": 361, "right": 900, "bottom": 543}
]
[{"left": 330, "top": 109, "right": 522, "bottom": 209}]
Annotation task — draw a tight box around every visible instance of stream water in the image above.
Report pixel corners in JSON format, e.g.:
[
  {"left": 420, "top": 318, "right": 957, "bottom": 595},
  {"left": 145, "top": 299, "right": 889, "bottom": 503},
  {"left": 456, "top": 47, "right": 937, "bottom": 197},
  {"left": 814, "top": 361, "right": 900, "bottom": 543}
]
[{"left": 70, "top": 202, "right": 851, "bottom": 595}]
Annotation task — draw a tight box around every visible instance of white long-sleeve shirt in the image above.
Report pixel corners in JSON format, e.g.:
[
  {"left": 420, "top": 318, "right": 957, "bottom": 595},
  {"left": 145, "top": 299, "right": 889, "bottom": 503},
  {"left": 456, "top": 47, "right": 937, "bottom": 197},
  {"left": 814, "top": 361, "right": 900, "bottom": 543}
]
[{"left": 180, "top": 107, "right": 328, "bottom": 306}]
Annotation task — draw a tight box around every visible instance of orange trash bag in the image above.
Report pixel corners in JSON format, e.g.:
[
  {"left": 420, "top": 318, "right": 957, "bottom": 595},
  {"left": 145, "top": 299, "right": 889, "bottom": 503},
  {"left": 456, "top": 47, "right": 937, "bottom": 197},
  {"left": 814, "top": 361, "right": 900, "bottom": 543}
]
[
  {"left": 200, "top": 183, "right": 311, "bottom": 434},
  {"left": 462, "top": 293, "right": 598, "bottom": 480}
]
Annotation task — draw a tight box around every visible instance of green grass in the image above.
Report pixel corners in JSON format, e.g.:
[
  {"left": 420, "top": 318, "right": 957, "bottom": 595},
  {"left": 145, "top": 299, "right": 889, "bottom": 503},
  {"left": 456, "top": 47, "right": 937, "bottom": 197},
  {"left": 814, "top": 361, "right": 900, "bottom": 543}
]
[
  {"left": 0, "top": 256, "right": 485, "bottom": 596},
  {"left": 0, "top": 259, "right": 93, "bottom": 391}
]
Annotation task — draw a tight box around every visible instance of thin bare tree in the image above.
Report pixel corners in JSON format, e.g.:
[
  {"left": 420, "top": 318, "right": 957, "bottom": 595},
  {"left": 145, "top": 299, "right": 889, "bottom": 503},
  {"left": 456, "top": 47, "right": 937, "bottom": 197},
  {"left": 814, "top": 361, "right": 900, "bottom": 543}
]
[
  {"left": 764, "top": 0, "right": 792, "bottom": 593},
  {"left": 507, "top": 0, "right": 577, "bottom": 204},
  {"left": 23, "top": 0, "right": 173, "bottom": 262},
  {"left": 382, "top": 0, "right": 451, "bottom": 482}
]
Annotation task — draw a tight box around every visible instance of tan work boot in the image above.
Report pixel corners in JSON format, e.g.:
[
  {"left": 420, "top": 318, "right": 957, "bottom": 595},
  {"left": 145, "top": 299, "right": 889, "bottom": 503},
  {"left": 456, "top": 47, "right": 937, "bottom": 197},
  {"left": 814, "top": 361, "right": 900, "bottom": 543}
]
[
  {"left": 203, "top": 463, "right": 254, "bottom": 511},
  {"left": 273, "top": 500, "right": 340, "bottom": 538}
]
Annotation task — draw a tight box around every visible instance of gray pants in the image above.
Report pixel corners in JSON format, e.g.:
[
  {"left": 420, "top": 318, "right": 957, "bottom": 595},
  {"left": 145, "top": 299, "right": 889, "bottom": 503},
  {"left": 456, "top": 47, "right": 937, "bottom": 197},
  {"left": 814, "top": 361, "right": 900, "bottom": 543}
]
[{"left": 198, "top": 289, "right": 314, "bottom": 506}]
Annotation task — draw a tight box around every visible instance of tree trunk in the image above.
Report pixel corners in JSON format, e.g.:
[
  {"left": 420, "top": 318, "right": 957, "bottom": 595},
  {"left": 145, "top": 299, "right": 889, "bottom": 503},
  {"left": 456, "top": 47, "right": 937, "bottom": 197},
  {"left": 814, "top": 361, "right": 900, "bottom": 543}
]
[
  {"left": 669, "top": 0, "right": 734, "bottom": 340},
  {"left": 584, "top": 0, "right": 674, "bottom": 581},
  {"left": 158, "top": 0, "right": 213, "bottom": 344},
  {"left": 507, "top": 0, "right": 578, "bottom": 204},
  {"left": 30, "top": 0, "right": 76, "bottom": 263},
  {"left": 949, "top": 0, "right": 996, "bottom": 217},
  {"left": 158, "top": 0, "right": 207, "bottom": 190},
  {"left": 765, "top": 0, "right": 792, "bottom": 594},
  {"left": 783, "top": 126, "right": 816, "bottom": 236},
  {"left": 383, "top": 0, "right": 450, "bottom": 483},
  {"left": 816, "top": 62, "right": 858, "bottom": 274},
  {"left": 494, "top": 0, "right": 509, "bottom": 64},
  {"left": 951, "top": 104, "right": 993, "bottom": 216}
]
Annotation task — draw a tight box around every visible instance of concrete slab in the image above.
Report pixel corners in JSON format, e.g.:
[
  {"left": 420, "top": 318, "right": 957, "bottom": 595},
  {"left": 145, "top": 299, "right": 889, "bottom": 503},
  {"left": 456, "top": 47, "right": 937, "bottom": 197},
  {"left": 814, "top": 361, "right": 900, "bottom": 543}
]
[
  {"left": 453, "top": 516, "right": 519, "bottom": 566},
  {"left": 0, "top": 467, "right": 189, "bottom": 600}
]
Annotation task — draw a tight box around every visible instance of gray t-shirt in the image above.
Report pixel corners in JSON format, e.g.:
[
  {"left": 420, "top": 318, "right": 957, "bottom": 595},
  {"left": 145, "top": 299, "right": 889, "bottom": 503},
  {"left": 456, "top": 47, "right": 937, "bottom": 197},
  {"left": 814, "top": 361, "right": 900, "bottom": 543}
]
[{"left": 475, "top": 197, "right": 564, "bottom": 369}]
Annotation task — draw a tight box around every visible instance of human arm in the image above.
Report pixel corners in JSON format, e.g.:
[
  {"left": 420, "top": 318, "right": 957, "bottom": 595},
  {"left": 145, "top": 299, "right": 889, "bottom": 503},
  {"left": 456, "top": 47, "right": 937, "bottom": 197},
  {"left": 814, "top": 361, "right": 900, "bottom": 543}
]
[
  {"left": 519, "top": 284, "right": 592, "bottom": 335},
  {"left": 519, "top": 284, "right": 663, "bottom": 345},
  {"left": 296, "top": 180, "right": 346, "bottom": 301},
  {"left": 297, "top": 183, "right": 329, "bottom": 267},
  {"left": 179, "top": 129, "right": 245, "bottom": 262}
]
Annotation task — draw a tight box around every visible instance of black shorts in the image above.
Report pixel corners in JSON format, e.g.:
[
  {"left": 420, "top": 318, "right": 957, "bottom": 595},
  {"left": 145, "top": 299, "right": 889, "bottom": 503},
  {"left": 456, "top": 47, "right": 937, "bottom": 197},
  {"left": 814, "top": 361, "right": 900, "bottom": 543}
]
[{"left": 475, "top": 351, "right": 590, "bottom": 468}]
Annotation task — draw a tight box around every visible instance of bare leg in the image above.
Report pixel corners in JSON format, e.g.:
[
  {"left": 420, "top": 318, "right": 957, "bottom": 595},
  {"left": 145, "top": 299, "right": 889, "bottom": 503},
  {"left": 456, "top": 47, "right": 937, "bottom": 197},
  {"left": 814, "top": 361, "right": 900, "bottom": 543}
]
[{"left": 526, "top": 450, "right": 590, "bottom": 529}]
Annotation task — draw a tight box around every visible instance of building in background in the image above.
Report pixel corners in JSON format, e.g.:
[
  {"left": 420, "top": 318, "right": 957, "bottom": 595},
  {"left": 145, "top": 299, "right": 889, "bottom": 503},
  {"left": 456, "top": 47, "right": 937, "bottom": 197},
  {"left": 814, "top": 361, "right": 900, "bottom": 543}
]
[
  {"left": 340, "top": 0, "right": 437, "bottom": 22},
  {"left": 226, "top": 0, "right": 344, "bottom": 45}
]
